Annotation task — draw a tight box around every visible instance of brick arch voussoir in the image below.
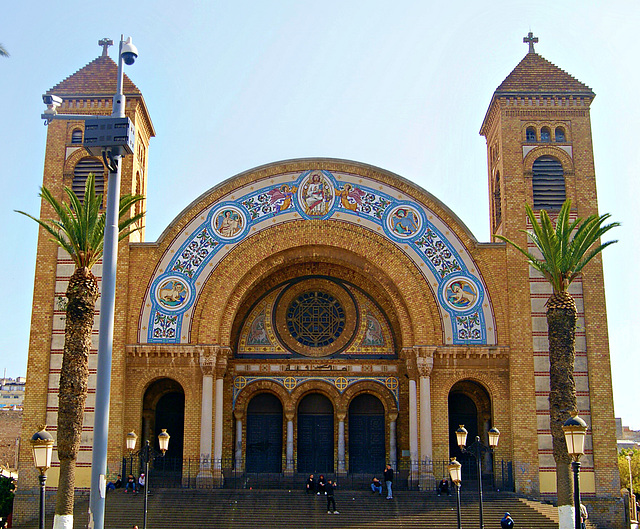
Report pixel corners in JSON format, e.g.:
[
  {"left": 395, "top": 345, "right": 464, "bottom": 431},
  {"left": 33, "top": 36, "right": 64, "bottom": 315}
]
[
  {"left": 442, "top": 373, "right": 505, "bottom": 414},
  {"left": 290, "top": 380, "right": 343, "bottom": 414},
  {"left": 342, "top": 380, "right": 398, "bottom": 416},
  {"left": 523, "top": 146, "right": 574, "bottom": 174},
  {"left": 233, "top": 380, "right": 292, "bottom": 418},
  {"left": 63, "top": 150, "right": 105, "bottom": 178}
]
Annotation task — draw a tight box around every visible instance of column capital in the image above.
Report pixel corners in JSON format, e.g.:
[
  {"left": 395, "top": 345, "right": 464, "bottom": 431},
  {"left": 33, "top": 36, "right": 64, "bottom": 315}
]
[
  {"left": 233, "top": 409, "right": 244, "bottom": 420},
  {"left": 199, "top": 346, "right": 218, "bottom": 376},
  {"left": 416, "top": 356, "right": 434, "bottom": 378}
]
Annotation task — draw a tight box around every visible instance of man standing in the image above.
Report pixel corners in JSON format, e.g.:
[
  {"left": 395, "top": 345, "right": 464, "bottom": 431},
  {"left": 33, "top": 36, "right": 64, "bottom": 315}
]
[
  {"left": 326, "top": 480, "right": 339, "bottom": 514},
  {"left": 384, "top": 464, "right": 394, "bottom": 499}
]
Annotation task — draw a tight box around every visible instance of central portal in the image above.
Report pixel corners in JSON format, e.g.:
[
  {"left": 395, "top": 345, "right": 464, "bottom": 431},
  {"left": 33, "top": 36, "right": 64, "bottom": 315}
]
[{"left": 297, "top": 393, "right": 334, "bottom": 473}]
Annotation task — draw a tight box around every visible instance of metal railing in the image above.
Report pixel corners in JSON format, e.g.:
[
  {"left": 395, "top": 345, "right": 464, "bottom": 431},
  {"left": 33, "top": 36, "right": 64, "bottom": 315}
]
[{"left": 121, "top": 456, "right": 514, "bottom": 492}]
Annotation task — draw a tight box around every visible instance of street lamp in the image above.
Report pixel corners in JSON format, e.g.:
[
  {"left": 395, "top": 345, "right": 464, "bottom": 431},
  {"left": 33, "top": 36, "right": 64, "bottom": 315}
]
[
  {"left": 562, "top": 412, "right": 587, "bottom": 529},
  {"left": 30, "top": 427, "right": 54, "bottom": 529},
  {"left": 455, "top": 424, "right": 500, "bottom": 529},
  {"left": 448, "top": 457, "right": 463, "bottom": 529},
  {"left": 126, "top": 429, "right": 170, "bottom": 529},
  {"left": 627, "top": 454, "right": 637, "bottom": 522}
]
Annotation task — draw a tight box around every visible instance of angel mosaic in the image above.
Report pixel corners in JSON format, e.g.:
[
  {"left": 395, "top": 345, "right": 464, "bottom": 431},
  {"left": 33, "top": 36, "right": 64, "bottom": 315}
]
[
  {"left": 214, "top": 208, "right": 243, "bottom": 238},
  {"left": 267, "top": 184, "right": 297, "bottom": 213},
  {"left": 336, "top": 183, "right": 365, "bottom": 212},
  {"left": 390, "top": 207, "right": 420, "bottom": 237}
]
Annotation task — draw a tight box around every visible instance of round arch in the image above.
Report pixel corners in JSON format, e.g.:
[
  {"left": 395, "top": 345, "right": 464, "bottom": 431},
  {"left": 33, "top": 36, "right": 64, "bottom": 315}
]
[{"left": 523, "top": 146, "right": 574, "bottom": 174}]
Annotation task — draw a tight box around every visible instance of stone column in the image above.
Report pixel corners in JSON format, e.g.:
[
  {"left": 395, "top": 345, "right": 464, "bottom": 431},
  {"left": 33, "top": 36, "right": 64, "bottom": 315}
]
[
  {"left": 337, "top": 412, "right": 346, "bottom": 475},
  {"left": 417, "top": 349, "right": 435, "bottom": 491},
  {"left": 234, "top": 411, "right": 243, "bottom": 472},
  {"left": 198, "top": 349, "right": 215, "bottom": 481},
  {"left": 405, "top": 352, "right": 419, "bottom": 484},
  {"left": 389, "top": 411, "right": 398, "bottom": 469},
  {"left": 285, "top": 411, "right": 294, "bottom": 475},
  {"left": 212, "top": 349, "right": 228, "bottom": 482}
]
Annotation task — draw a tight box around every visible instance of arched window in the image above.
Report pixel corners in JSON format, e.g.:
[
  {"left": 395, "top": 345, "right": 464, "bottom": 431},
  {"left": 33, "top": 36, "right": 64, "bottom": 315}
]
[
  {"left": 73, "top": 157, "right": 105, "bottom": 203},
  {"left": 493, "top": 172, "right": 502, "bottom": 228},
  {"left": 555, "top": 127, "right": 566, "bottom": 142},
  {"left": 526, "top": 127, "right": 536, "bottom": 142},
  {"left": 71, "top": 129, "right": 83, "bottom": 144},
  {"left": 532, "top": 156, "right": 565, "bottom": 210},
  {"left": 540, "top": 127, "right": 551, "bottom": 142}
]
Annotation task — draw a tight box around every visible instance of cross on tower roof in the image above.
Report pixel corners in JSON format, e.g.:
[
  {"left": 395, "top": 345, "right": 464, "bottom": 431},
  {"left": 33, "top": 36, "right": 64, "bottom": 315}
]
[
  {"left": 523, "top": 32, "right": 538, "bottom": 54},
  {"left": 98, "top": 38, "right": 114, "bottom": 57}
]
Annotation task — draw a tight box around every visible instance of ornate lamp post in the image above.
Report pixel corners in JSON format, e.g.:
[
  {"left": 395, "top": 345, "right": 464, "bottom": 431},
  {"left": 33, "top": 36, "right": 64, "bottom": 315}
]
[
  {"left": 448, "top": 457, "right": 463, "bottom": 529},
  {"left": 30, "top": 427, "right": 54, "bottom": 529},
  {"left": 455, "top": 424, "right": 500, "bottom": 529},
  {"left": 562, "top": 412, "right": 587, "bottom": 529},
  {"left": 126, "top": 429, "right": 170, "bottom": 529}
]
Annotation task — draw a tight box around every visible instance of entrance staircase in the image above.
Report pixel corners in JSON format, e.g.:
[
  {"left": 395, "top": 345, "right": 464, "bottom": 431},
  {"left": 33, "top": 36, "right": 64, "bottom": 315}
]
[{"left": 15, "top": 489, "right": 562, "bottom": 529}]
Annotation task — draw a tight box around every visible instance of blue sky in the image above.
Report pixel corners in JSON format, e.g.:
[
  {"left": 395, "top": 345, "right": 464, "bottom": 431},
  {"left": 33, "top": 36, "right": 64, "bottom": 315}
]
[{"left": 1, "top": 1, "right": 638, "bottom": 429}]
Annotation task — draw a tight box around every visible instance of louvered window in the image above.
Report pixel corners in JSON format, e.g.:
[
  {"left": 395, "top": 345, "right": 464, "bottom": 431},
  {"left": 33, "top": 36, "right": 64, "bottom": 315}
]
[
  {"left": 73, "top": 158, "right": 106, "bottom": 204},
  {"left": 532, "top": 156, "right": 565, "bottom": 210},
  {"left": 526, "top": 127, "right": 536, "bottom": 142},
  {"left": 555, "top": 127, "right": 566, "bottom": 142},
  {"left": 71, "top": 129, "right": 83, "bottom": 144},
  {"left": 493, "top": 172, "right": 502, "bottom": 228}
]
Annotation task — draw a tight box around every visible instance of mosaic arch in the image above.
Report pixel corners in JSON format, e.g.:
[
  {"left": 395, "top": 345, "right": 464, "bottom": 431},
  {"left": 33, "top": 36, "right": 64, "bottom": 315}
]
[{"left": 139, "top": 164, "right": 497, "bottom": 345}]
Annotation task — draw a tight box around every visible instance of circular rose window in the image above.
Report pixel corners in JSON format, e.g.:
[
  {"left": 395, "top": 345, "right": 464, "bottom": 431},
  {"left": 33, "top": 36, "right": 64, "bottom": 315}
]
[{"left": 286, "top": 291, "right": 345, "bottom": 347}]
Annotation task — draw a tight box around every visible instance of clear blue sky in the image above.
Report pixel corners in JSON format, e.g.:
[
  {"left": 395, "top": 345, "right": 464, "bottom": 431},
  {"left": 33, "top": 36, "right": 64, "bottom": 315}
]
[{"left": 1, "top": 1, "right": 638, "bottom": 429}]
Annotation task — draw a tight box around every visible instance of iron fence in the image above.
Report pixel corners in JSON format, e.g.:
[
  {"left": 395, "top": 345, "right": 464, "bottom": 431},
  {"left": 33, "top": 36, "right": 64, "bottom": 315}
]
[{"left": 121, "top": 456, "right": 514, "bottom": 492}]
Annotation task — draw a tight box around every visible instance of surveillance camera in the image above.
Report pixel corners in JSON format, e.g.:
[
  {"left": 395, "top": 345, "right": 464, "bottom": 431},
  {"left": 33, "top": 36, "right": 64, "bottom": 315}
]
[
  {"left": 42, "top": 94, "right": 63, "bottom": 107},
  {"left": 121, "top": 37, "right": 138, "bottom": 65}
]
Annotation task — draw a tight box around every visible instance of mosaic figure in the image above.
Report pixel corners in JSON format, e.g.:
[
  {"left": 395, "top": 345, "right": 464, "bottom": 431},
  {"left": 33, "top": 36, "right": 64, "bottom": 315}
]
[
  {"left": 336, "top": 183, "right": 365, "bottom": 212},
  {"left": 247, "top": 312, "right": 270, "bottom": 345},
  {"left": 157, "top": 279, "right": 188, "bottom": 308},
  {"left": 362, "top": 313, "right": 384, "bottom": 346},
  {"left": 215, "top": 209, "right": 243, "bottom": 238},
  {"left": 390, "top": 207, "right": 420, "bottom": 236},
  {"left": 300, "top": 172, "right": 333, "bottom": 216},
  {"left": 445, "top": 279, "right": 477, "bottom": 309},
  {"left": 267, "top": 184, "right": 297, "bottom": 213}
]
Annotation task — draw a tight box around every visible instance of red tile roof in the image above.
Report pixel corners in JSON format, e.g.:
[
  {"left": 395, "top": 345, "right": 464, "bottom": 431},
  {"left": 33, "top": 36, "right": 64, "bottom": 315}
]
[
  {"left": 46, "top": 55, "right": 141, "bottom": 96},
  {"left": 495, "top": 52, "right": 593, "bottom": 96}
]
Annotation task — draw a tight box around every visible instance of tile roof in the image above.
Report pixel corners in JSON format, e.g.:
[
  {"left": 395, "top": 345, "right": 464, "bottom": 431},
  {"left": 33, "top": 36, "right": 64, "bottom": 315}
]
[
  {"left": 46, "top": 55, "right": 141, "bottom": 96},
  {"left": 494, "top": 52, "right": 593, "bottom": 96}
]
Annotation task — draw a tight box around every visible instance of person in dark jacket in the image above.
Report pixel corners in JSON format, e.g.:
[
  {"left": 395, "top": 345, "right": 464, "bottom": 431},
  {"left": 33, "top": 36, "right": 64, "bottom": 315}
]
[
  {"left": 326, "top": 479, "right": 339, "bottom": 514},
  {"left": 317, "top": 475, "right": 327, "bottom": 495},
  {"left": 437, "top": 478, "right": 451, "bottom": 496},
  {"left": 306, "top": 474, "right": 315, "bottom": 494},
  {"left": 384, "top": 464, "right": 394, "bottom": 499},
  {"left": 124, "top": 474, "right": 137, "bottom": 493},
  {"left": 501, "top": 512, "right": 514, "bottom": 528},
  {"left": 371, "top": 476, "right": 383, "bottom": 494}
]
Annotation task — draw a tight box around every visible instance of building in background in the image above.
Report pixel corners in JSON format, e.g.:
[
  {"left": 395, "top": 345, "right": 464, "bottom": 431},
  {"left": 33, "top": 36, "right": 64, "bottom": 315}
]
[{"left": 14, "top": 36, "right": 622, "bottom": 527}]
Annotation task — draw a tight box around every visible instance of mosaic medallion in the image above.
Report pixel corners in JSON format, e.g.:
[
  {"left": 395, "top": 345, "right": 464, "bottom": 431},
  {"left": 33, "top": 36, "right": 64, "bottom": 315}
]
[
  {"left": 298, "top": 171, "right": 334, "bottom": 217},
  {"left": 212, "top": 206, "right": 246, "bottom": 239},
  {"left": 155, "top": 278, "right": 190, "bottom": 310},
  {"left": 386, "top": 205, "right": 422, "bottom": 238},
  {"left": 443, "top": 277, "right": 479, "bottom": 311}
]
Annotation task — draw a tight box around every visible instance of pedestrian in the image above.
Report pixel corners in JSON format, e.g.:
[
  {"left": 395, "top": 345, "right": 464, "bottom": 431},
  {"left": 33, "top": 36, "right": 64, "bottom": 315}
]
[
  {"left": 437, "top": 477, "right": 451, "bottom": 496},
  {"left": 317, "top": 474, "right": 327, "bottom": 495},
  {"left": 371, "top": 476, "right": 383, "bottom": 494},
  {"left": 580, "top": 503, "right": 588, "bottom": 529},
  {"left": 384, "top": 464, "right": 394, "bottom": 499},
  {"left": 138, "top": 472, "right": 146, "bottom": 493},
  {"left": 500, "top": 512, "right": 514, "bottom": 528},
  {"left": 106, "top": 474, "right": 122, "bottom": 492},
  {"left": 306, "top": 474, "right": 315, "bottom": 494},
  {"left": 124, "top": 473, "right": 136, "bottom": 493},
  {"left": 326, "top": 479, "right": 339, "bottom": 514}
]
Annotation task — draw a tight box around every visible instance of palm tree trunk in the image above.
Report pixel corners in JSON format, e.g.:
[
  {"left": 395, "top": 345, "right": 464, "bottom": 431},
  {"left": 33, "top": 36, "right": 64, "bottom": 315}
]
[
  {"left": 54, "top": 268, "right": 99, "bottom": 527},
  {"left": 547, "top": 292, "right": 578, "bottom": 529}
]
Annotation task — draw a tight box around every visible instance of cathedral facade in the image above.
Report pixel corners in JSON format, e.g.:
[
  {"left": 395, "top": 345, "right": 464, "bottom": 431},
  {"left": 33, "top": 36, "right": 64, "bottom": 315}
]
[{"left": 15, "top": 39, "right": 621, "bottom": 525}]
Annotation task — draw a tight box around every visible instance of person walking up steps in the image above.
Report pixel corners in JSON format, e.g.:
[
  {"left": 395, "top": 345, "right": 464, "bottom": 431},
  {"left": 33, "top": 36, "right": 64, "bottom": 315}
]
[
  {"left": 384, "top": 464, "right": 394, "bottom": 499},
  {"left": 326, "top": 479, "right": 339, "bottom": 514}
]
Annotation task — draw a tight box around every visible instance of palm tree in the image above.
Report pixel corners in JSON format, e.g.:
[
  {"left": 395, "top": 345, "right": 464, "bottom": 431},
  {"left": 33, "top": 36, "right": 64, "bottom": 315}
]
[
  {"left": 495, "top": 200, "right": 618, "bottom": 528},
  {"left": 17, "top": 174, "right": 143, "bottom": 529},
  {"left": 0, "top": 43, "right": 9, "bottom": 57}
]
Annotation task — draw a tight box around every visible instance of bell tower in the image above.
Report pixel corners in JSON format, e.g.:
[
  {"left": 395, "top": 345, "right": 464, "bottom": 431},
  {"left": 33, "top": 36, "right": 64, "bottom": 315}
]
[
  {"left": 479, "top": 34, "right": 619, "bottom": 504},
  {"left": 15, "top": 40, "right": 154, "bottom": 523}
]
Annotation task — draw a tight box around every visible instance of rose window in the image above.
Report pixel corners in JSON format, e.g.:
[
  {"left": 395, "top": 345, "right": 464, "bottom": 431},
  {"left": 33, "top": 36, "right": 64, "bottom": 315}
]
[{"left": 286, "top": 291, "right": 345, "bottom": 347}]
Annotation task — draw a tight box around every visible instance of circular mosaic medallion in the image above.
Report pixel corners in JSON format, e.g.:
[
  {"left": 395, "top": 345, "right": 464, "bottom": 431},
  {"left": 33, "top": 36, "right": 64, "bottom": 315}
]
[
  {"left": 334, "top": 377, "right": 348, "bottom": 391},
  {"left": 443, "top": 277, "right": 479, "bottom": 311},
  {"left": 283, "top": 377, "right": 297, "bottom": 390},
  {"left": 234, "top": 376, "right": 247, "bottom": 390},
  {"left": 297, "top": 171, "right": 335, "bottom": 217},
  {"left": 386, "top": 205, "right": 422, "bottom": 239},
  {"left": 385, "top": 377, "right": 399, "bottom": 390},
  {"left": 212, "top": 205, "right": 246, "bottom": 240},
  {"left": 155, "top": 277, "right": 190, "bottom": 311},
  {"left": 274, "top": 278, "right": 358, "bottom": 357}
]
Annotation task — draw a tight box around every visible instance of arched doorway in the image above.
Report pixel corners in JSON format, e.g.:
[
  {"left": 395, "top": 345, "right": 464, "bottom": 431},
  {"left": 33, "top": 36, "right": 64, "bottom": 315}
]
[
  {"left": 448, "top": 380, "right": 493, "bottom": 480},
  {"left": 142, "top": 378, "right": 185, "bottom": 482},
  {"left": 297, "top": 394, "right": 334, "bottom": 474},
  {"left": 246, "top": 393, "right": 283, "bottom": 473},
  {"left": 348, "top": 394, "right": 385, "bottom": 473}
]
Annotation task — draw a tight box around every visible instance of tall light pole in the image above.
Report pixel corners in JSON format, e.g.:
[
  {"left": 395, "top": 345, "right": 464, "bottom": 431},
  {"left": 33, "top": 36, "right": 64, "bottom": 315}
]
[
  {"left": 455, "top": 424, "right": 500, "bottom": 529},
  {"left": 562, "top": 412, "right": 587, "bottom": 529},
  {"left": 30, "top": 427, "right": 54, "bottom": 529},
  {"left": 448, "top": 457, "right": 463, "bottom": 529}
]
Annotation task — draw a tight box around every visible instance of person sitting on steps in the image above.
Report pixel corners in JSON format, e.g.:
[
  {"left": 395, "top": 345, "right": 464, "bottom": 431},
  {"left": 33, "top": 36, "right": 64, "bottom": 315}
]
[{"left": 371, "top": 476, "right": 383, "bottom": 494}]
